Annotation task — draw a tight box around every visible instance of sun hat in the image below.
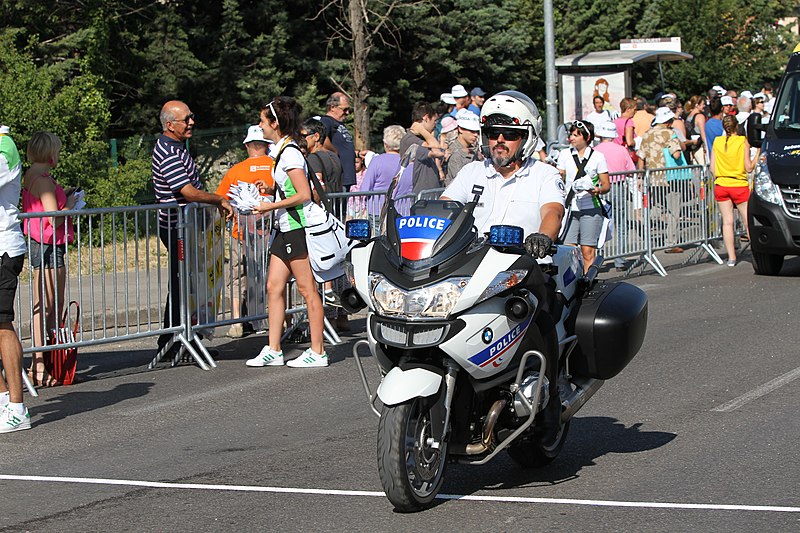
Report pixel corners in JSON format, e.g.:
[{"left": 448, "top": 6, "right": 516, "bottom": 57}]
[
  {"left": 243, "top": 125, "right": 268, "bottom": 144},
  {"left": 651, "top": 106, "right": 676, "bottom": 126},
  {"left": 596, "top": 121, "right": 618, "bottom": 139},
  {"left": 455, "top": 109, "right": 480, "bottom": 131},
  {"left": 440, "top": 93, "right": 456, "bottom": 105},
  {"left": 440, "top": 116, "right": 458, "bottom": 134},
  {"left": 451, "top": 84, "right": 469, "bottom": 98}
]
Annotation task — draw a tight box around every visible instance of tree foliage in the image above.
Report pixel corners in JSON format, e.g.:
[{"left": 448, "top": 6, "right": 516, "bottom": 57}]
[{"left": 0, "top": 0, "right": 796, "bottom": 202}]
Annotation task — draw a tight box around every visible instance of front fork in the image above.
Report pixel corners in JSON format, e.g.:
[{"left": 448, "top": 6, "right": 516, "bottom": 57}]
[{"left": 430, "top": 360, "right": 460, "bottom": 450}]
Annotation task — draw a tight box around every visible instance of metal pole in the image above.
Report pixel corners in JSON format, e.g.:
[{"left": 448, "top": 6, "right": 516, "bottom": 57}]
[
  {"left": 544, "top": 0, "right": 558, "bottom": 144},
  {"left": 658, "top": 60, "right": 665, "bottom": 92}
]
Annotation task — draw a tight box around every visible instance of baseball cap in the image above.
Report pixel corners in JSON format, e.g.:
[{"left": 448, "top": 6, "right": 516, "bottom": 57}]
[
  {"left": 712, "top": 85, "right": 726, "bottom": 96},
  {"left": 455, "top": 109, "right": 480, "bottom": 131},
  {"left": 0, "top": 125, "right": 9, "bottom": 134},
  {"left": 740, "top": 90, "right": 753, "bottom": 99},
  {"left": 752, "top": 92, "right": 766, "bottom": 100},
  {"left": 596, "top": 122, "right": 618, "bottom": 139},
  {"left": 720, "top": 96, "right": 734, "bottom": 106},
  {"left": 451, "top": 84, "right": 469, "bottom": 98},
  {"left": 651, "top": 106, "right": 675, "bottom": 126},
  {"left": 440, "top": 116, "right": 458, "bottom": 134},
  {"left": 470, "top": 87, "right": 486, "bottom": 97},
  {"left": 243, "top": 125, "right": 268, "bottom": 144},
  {"left": 440, "top": 92, "right": 456, "bottom": 105}
]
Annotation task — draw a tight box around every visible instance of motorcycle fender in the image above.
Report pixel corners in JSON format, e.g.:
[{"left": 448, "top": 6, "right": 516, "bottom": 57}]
[{"left": 377, "top": 367, "right": 442, "bottom": 406}]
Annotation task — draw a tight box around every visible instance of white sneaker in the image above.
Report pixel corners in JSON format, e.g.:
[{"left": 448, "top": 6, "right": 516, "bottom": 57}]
[
  {"left": 0, "top": 405, "right": 31, "bottom": 433},
  {"left": 286, "top": 348, "right": 329, "bottom": 368},
  {"left": 246, "top": 346, "right": 284, "bottom": 367}
]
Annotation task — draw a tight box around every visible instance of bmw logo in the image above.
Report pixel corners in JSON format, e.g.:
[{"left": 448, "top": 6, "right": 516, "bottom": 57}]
[{"left": 482, "top": 328, "right": 493, "bottom": 344}]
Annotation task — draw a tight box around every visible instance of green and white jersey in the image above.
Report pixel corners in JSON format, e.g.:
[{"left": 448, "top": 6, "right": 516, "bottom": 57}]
[
  {"left": 269, "top": 138, "right": 310, "bottom": 232},
  {"left": 0, "top": 131, "right": 26, "bottom": 257}
]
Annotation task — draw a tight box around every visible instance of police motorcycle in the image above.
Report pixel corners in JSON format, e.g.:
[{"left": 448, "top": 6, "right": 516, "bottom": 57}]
[{"left": 341, "top": 91, "right": 648, "bottom": 512}]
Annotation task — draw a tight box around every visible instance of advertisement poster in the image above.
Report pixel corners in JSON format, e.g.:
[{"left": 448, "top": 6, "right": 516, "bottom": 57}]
[{"left": 561, "top": 71, "right": 627, "bottom": 123}]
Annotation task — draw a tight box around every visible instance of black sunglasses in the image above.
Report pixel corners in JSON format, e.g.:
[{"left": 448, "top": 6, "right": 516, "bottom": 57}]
[
  {"left": 485, "top": 127, "right": 525, "bottom": 141},
  {"left": 172, "top": 113, "right": 195, "bottom": 123}
]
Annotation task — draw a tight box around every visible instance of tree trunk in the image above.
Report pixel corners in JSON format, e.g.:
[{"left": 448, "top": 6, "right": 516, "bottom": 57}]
[{"left": 349, "top": 0, "right": 370, "bottom": 150}]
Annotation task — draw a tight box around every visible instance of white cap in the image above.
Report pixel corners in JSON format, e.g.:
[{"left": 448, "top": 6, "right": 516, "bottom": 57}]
[
  {"left": 455, "top": 109, "right": 480, "bottom": 131},
  {"left": 651, "top": 106, "right": 675, "bottom": 125},
  {"left": 0, "top": 125, "right": 9, "bottom": 134},
  {"left": 596, "top": 121, "right": 618, "bottom": 139},
  {"left": 720, "top": 95, "right": 734, "bottom": 106},
  {"left": 440, "top": 92, "right": 456, "bottom": 105},
  {"left": 712, "top": 85, "right": 726, "bottom": 95},
  {"left": 752, "top": 92, "right": 766, "bottom": 100},
  {"left": 451, "top": 84, "right": 469, "bottom": 98},
  {"left": 740, "top": 90, "right": 753, "bottom": 99},
  {"left": 243, "top": 125, "right": 268, "bottom": 144}
]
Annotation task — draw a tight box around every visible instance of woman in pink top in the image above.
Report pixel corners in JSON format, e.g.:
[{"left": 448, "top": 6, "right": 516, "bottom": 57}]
[
  {"left": 22, "top": 131, "right": 75, "bottom": 387},
  {"left": 614, "top": 97, "right": 636, "bottom": 151}
]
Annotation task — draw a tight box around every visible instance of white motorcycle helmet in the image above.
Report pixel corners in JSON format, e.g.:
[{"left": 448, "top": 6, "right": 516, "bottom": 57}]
[{"left": 479, "top": 90, "right": 543, "bottom": 163}]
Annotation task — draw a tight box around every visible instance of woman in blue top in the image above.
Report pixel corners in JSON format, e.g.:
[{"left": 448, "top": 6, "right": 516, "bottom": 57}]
[{"left": 247, "top": 96, "right": 328, "bottom": 368}]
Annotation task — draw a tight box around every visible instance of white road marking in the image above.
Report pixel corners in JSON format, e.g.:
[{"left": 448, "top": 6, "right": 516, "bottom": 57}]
[
  {"left": 1, "top": 474, "right": 798, "bottom": 513},
  {"left": 712, "top": 366, "right": 800, "bottom": 412}
]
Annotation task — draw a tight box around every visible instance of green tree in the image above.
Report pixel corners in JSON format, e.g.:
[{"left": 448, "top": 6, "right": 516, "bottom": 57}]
[{"left": 0, "top": 29, "right": 109, "bottom": 195}]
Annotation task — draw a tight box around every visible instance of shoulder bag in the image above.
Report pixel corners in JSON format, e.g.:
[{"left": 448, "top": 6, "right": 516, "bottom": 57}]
[{"left": 273, "top": 143, "right": 354, "bottom": 282}]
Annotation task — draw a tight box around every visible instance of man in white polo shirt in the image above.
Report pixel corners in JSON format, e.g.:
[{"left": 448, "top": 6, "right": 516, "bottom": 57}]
[{"left": 441, "top": 90, "right": 565, "bottom": 258}]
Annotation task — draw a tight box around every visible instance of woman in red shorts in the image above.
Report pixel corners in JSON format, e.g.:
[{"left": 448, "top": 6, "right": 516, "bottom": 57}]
[{"left": 710, "top": 115, "right": 759, "bottom": 266}]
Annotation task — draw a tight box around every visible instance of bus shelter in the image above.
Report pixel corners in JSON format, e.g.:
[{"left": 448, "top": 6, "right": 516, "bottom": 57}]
[{"left": 556, "top": 50, "right": 692, "bottom": 123}]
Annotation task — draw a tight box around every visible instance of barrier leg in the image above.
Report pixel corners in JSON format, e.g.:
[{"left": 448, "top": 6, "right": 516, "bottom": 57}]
[
  {"left": 323, "top": 316, "right": 342, "bottom": 345},
  {"left": 21, "top": 370, "right": 38, "bottom": 397}
]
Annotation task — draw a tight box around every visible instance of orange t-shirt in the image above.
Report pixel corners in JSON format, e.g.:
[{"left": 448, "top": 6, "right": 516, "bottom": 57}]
[{"left": 215, "top": 155, "right": 274, "bottom": 239}]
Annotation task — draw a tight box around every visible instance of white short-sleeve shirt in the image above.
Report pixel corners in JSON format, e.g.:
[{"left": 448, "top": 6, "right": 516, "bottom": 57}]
[
  {"left": 442, "top": 158, "right": 565, "bottom": 237},
  {"left": 557, "top": 147, "right": 608, "bottom": 211}
]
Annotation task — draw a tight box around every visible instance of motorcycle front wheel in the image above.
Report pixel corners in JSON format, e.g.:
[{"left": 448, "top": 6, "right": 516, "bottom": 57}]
[{"left": 377, "top": 394, "right": 448, "bottom": 512}]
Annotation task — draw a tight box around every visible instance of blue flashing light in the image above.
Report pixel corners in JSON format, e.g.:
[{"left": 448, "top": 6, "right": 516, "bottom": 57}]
[
  {"left": 346, "top": 219, "right": 371, "bottom": 240},
  {"left": 488, "top": 225, "right": 524, "bottom": 247}
]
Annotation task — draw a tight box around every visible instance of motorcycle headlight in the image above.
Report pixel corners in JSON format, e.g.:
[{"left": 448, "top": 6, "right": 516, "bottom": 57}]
[
  {"left": 369, "top": 274, "right": 471, "bottom": 319},
  {"left": 753, "top": 154, "right": 782, "bottom": 205},
  {"left": 475, "top": 269, "right": 528, "bottom": 305}
]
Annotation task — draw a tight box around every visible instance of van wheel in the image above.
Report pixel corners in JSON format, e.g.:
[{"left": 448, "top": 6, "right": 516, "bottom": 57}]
[{"left": 752, "top": 252, "right": 784, "bottom": 276}]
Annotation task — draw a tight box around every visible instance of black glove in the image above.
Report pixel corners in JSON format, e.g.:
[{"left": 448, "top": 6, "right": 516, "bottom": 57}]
[{"left": 524, "top": 233, "right": 553, "bottom": 259}]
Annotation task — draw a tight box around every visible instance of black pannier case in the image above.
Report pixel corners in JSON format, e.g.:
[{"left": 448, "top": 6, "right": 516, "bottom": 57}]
[{"left": 569, "top": 281, "right": 648, "bottom": 379}]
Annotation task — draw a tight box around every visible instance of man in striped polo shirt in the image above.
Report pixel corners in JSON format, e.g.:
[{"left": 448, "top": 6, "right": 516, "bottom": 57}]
[{"left": 152, "top": 100, "right": 232, "bottom": 358}]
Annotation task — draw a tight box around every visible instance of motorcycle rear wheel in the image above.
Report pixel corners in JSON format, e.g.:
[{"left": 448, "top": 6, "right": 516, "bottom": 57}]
[
  {"left": 377, "top": 395, "right": 448, "bottom": 512},
  {"left": 507, "top": 418, "right": 570, "bottom": 468}
]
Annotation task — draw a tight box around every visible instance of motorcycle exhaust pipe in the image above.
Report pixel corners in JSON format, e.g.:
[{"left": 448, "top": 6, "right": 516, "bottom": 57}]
[
  {"left": 452, "top": 399, "right": 507, "bottom": 456},
  {"left": 561, "top": 377, "right": 604, "bottom": 422}
]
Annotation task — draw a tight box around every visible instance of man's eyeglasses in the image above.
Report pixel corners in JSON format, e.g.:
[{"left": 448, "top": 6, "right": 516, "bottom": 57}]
[
  {"left": 301, "top": 131, "right": 315, "bottom": 137},
  {"left": 172, "top": 113, "right": 195, "bottom": 123},
  {"left": 338, "top": 106, "right": 351, "bottom": 115},
  {"left": 485, "top": 127, "right": 525, "bottom": 141}
]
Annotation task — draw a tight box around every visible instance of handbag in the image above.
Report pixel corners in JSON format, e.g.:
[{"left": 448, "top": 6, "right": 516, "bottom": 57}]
[
  {"left": 663, "top": 134, "right": 691, "bottom": 182},
  {"left": 44, "top": 301, "right": 79, "bottom": 385},
  {"left": 273, "top": 143, "right": 354, "bottom": 282}
]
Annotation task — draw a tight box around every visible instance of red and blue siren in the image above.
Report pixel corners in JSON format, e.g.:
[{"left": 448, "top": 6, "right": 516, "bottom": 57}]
[{"left": 396, "top": 215, "right": 451, "bottom": 260}]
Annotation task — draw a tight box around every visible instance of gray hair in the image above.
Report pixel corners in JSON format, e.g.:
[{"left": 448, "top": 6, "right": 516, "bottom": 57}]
[
  {"left": 326, "top": 92, "right": 346, "bottom": 110},
  {"left": 160, "top": 108, "right": 178, "bottom": 131},
  {"left": 737, "top": 96, "right": 752, "bottom": 113},
  {"left": 383, "top": 125, "right": 405, "bottom": 151}
]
